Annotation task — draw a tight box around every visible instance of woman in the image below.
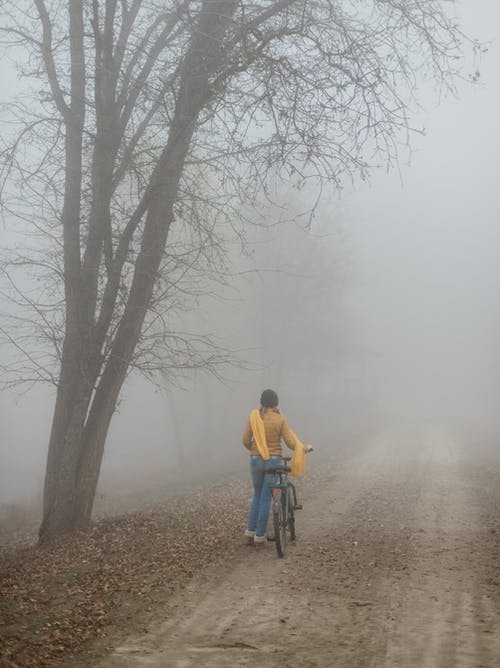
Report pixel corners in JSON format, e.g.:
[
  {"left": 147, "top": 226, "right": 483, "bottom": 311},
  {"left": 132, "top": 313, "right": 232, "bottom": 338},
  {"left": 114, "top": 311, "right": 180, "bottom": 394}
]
[{"left": 242, "top": 389, "right": 311, "bottom": 548}]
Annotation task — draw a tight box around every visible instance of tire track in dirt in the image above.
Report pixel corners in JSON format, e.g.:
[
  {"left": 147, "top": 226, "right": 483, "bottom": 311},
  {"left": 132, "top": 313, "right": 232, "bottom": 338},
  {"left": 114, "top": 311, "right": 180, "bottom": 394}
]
[
  {"left": 379, "top": 431, "right": 500, "bottom": 668},
  {"left": 97, "top": 429, "right": 500, "bottom": 667}
]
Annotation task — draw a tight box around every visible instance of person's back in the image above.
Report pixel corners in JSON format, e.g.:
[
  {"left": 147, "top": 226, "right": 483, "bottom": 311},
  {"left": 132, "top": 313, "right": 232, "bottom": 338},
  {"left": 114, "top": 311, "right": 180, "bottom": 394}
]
[{"left": 242, "top": 405, "right": 296, "bottom": 457}]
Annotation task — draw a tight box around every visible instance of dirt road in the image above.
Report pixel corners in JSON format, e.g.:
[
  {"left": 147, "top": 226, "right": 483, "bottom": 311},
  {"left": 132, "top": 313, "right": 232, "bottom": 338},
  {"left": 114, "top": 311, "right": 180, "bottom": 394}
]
[{"left": 98, "top": 428, "right": 500, "bottom": 667}]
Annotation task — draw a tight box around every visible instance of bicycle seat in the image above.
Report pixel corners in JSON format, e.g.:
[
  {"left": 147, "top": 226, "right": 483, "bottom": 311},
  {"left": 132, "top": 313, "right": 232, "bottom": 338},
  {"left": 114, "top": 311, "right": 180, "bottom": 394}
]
[{"left": 266, "top": 465, "right": 291, "bottom": 474}]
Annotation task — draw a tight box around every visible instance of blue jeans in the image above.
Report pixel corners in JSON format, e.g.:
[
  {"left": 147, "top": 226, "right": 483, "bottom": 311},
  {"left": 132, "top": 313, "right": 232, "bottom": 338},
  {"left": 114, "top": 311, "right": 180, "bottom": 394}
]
[{"left": 246, "top": 455, "right": 282, "bottom": 538}]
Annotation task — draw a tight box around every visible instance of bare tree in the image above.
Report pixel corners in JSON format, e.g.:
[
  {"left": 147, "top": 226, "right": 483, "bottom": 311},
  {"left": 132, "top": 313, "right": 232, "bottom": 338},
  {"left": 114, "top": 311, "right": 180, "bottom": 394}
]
[{"left": 0, "top": 0, "right": 471, "bottom": 541}]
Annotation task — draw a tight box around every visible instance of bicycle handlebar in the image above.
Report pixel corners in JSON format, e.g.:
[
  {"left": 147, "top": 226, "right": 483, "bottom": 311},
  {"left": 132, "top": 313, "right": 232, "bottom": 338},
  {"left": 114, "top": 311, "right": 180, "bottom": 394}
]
[{"left": 282, "top": 447, "right": 313, "bottom": 463}]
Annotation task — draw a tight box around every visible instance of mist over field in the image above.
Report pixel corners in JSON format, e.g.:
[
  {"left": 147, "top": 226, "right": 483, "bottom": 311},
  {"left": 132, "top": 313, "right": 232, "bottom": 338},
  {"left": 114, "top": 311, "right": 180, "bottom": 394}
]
[{"left": 0, "top": 0, "right": 499, "bottom": 510}]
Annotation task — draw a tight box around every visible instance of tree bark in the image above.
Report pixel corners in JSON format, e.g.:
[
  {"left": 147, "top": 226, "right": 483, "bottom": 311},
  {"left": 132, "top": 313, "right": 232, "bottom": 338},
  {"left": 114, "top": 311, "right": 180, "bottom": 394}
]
[
  {"left": 39, "top": 0, "right": 89, "bottom": 539},
  {"left": 39, "top": 0, "right": 237, "bottom": 542}
]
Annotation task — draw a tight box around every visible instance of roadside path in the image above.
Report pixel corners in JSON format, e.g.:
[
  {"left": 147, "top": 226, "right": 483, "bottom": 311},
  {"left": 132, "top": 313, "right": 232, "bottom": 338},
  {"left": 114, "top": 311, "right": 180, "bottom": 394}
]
[{"left": 98, "top": 429, "right": 500, "bottom": 667}]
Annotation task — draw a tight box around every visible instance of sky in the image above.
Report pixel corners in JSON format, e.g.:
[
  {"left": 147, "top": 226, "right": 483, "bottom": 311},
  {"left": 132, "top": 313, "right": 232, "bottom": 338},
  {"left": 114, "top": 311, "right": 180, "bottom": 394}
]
[
  {"left": 341, "top": 0, "right": 500, "bottom": 427},
  {"left": 0, "top": 1, "right": 499, "bottom": 504}
]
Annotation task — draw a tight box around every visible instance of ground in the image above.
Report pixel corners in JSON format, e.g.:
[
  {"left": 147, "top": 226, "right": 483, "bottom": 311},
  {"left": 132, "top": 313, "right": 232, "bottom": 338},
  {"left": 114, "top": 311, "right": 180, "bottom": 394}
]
[{"left": 1, "top": 426, "right": 500, "bottom": 667}]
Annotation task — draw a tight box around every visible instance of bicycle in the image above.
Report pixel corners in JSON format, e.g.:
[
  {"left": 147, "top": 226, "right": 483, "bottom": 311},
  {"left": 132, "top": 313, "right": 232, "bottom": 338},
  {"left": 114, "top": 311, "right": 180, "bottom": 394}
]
[{"left": 267, "top": 456, "right": 303, "bottom": 557}]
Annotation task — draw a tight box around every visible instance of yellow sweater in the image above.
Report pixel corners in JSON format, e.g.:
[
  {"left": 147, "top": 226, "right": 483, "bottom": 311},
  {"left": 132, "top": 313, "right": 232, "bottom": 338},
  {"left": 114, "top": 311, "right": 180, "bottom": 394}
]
[{"left": 242, "top": 407, "right": 296, "bottom": 457}]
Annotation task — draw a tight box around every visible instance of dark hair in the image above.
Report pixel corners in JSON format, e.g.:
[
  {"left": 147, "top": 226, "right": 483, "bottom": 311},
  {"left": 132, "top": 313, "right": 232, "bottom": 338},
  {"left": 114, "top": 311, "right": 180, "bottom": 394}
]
[{"left": 260, "top": 389, "right": 279, "bottom": 408}]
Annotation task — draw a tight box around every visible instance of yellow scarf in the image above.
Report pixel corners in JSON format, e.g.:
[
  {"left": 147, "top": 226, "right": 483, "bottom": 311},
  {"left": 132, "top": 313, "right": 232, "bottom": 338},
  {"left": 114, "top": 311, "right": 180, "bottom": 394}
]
[
  {"left": 249, "top": 409, "right": 307, "bottom": 477},
  {"left": 249, "top": 409, "right": 269, "bottom": 460},
  {"left": 289, "top": 429, "right": 307, "bottom": 477}
]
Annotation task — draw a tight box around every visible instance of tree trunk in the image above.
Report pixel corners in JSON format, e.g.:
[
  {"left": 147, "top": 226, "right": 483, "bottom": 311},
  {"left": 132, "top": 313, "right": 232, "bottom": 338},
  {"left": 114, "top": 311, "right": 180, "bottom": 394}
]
[
  {"left": 39, "top": 0, "right": 88, "bottom": 539},
  {"left": 39, "top": 0, "right": 237, "bottom": 543}
]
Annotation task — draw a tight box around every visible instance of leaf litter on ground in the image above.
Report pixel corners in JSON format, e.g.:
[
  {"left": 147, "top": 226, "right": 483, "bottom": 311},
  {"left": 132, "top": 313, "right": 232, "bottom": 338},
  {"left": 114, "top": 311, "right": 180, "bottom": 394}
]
[{"left": 0, "top": 478, "right": 249, "bottom": 667}]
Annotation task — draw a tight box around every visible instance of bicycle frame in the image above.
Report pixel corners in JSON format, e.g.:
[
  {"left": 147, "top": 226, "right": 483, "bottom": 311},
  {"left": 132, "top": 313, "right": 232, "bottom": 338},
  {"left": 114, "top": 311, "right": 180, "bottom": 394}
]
[
  {"left": 270, "top": 457, "right": 300, "bottom": 557},
  {"left": 272, "top": 472, "right": 298, "bottom": 512},
  {"left": 272, "top": 473, "right": 289, "bottom": 519}
]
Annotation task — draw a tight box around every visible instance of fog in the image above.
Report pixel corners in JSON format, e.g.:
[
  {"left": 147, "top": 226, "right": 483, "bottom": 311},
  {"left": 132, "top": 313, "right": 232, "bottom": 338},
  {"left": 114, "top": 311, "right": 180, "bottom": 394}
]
[{"left": 1, "top": 1, "right": 499, "bottom": 508}]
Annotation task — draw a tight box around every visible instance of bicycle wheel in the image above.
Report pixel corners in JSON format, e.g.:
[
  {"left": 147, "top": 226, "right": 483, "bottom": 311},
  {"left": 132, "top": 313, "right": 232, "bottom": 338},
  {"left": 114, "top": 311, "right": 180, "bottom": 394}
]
[
  {"left": 287, "top": 487, "right": 296, "bottom": 542},
  {"left": 273, "top": 492, "right": 287, "bottom": 557}
]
